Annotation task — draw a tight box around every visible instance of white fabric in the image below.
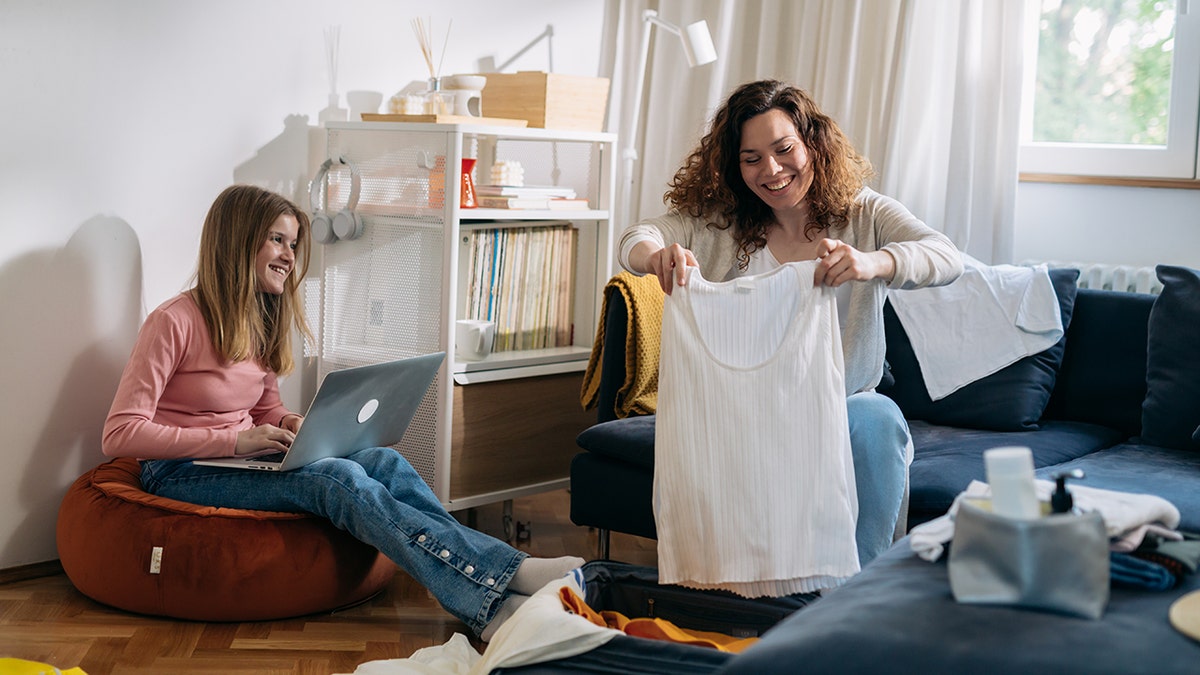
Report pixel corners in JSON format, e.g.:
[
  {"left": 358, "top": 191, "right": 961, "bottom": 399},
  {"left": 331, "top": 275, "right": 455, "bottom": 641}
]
[
  {"left": 340, "top": 575, "right": 617, "bottom": 675},
  {"left": 603, "top": 0, "right": 1025, "bottom": 264},
  {"left": 745, "top": 246, "right": 853, "bottom": 330},
  {"left": 878, "top": 0, "right": 1026, "bottom": 263},
  {"left": 655, "top": 261, "right": 860, "bottom": 597},
  {"left": 470, "top": 574, "right": 617, "bottom": 675},
  {"left": 909, "top": 480, "right": 1182, "bottom": 562},
  {"left": 887, "top": 256, "right": 1063, "bottom": 400},
  {"left": 344, "top": 633, "right": 479, "bottom": 675}
]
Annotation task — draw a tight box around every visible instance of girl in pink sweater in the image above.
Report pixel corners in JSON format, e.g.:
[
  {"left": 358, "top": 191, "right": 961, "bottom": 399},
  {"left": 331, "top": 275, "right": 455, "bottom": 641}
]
[{"left": 103, "top": 185, "right": 579, "bottom": 640}]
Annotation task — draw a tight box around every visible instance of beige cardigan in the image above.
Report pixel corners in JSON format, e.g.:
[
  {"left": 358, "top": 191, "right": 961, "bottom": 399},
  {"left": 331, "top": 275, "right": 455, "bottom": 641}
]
[{"left": 618, "top": 187, "right": 964, "bottom": 394}]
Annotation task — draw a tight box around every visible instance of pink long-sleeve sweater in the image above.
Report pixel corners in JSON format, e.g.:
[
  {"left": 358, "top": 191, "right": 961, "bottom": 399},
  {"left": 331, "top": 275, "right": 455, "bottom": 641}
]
[{"left": 102, "top": 292, "right": 292, "bottom": 460}]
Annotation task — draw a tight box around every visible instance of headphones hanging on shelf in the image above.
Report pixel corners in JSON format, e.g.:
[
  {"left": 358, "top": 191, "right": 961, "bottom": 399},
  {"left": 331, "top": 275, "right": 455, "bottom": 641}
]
[{"left": 308, "top": 156, "right": 363, "bottom": 244}]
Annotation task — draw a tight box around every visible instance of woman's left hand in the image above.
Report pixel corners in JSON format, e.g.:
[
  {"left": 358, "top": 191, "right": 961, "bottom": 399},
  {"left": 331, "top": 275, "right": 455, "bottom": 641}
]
[
  {"left": 280, "top": 414, "right": 304, "bottom": 433},
  {"left": 813, "top": 239, "right": 896, "bottom": 286}
]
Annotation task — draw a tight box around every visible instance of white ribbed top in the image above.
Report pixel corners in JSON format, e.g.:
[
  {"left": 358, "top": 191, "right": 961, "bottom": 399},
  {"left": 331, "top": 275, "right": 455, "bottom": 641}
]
[{"left": 654, "top": 261, "right": 860, "bottom": 597}]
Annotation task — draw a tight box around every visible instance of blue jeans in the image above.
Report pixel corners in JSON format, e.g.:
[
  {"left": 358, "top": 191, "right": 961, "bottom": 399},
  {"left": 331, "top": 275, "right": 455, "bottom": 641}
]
[
  {"left": 140, "top": 447, "right": 526, "bottom": 635},
  {"left": 847, "top": 392, "right": 911, "bottom": 566}
]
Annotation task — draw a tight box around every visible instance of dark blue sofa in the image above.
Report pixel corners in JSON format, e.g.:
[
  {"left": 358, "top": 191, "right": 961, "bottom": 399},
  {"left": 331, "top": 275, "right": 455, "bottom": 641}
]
[{"left": 566, "top": 264, "right": 1200, "bottom": 672}]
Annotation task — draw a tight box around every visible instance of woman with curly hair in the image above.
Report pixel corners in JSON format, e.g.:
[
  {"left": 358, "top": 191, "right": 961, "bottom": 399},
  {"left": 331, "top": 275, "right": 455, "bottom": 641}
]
[{"left": 621, "top": 79, "right": 962, "bottom": 565}]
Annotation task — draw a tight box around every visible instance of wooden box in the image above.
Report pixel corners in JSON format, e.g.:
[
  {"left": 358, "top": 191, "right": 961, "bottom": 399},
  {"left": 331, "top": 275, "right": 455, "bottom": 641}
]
[{"left": 482, "top": 71, "right": 610, "bottom": 132}]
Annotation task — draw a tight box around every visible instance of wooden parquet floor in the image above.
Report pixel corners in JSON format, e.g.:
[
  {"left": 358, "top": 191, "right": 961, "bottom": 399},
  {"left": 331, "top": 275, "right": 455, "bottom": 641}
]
[{"left": 0, "top": 489, "right": 657, "bottom": 674}]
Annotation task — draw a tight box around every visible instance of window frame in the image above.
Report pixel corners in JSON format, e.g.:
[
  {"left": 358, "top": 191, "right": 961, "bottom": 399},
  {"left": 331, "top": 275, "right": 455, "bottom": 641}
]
[{"left": 1018, "top": 0, "right": 1200, "bottom": 180}]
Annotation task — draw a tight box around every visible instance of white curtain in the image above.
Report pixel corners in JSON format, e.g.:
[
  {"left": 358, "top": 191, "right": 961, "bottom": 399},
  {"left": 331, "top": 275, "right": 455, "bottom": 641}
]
[{"left": 601, "top": 0, "right": 1026, "bottom": 264}]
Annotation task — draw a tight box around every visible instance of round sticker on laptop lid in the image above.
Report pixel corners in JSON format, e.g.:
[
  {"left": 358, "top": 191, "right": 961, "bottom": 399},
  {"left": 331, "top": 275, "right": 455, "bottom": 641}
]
[{"left": 358, "top": 399, "right": 380, "bottom": 424}]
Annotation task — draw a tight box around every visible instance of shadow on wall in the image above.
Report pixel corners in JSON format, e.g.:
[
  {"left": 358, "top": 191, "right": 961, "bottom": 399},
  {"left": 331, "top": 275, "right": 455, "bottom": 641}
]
[
  {"left": 1, "top": 215, "right": 143, "bottom": 567},
  {"left": 234, "top": 113, "right": 326, "bottom": 210},
  {"left": 234, "top": 113, "right": 326, "bottom": 410}
]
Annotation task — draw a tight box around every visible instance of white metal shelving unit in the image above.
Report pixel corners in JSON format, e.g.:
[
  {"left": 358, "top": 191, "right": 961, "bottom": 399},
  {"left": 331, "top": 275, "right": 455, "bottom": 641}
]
[{"left": 315, "top": 120, "right": 615, "bottom": 511}]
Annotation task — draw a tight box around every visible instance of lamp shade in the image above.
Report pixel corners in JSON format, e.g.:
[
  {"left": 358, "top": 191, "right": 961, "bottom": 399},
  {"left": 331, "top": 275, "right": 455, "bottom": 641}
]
[{"left": 682, "top": 20, "right": 717, "bottom": 67}]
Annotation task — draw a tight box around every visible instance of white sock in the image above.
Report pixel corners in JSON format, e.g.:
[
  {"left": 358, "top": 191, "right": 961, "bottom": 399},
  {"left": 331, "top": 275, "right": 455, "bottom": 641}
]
[
  {"left": 509, "top": 555, "right": 585, "bottom": 595},
  {"left": 480, "top": 594, "right": 528, "bottom": 642}
]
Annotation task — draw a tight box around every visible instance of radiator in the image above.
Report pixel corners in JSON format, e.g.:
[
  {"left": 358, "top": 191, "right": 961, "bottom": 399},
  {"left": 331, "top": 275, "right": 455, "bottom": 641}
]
[{"left": 1022, "top": 261, "right": 1162, "bottom": 295}]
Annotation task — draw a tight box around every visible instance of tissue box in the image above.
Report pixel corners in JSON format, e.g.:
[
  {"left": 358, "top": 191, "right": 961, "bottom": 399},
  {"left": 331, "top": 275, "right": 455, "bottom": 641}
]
[{"left": 482, "top": 72, "right": 610, "bottom": 132}]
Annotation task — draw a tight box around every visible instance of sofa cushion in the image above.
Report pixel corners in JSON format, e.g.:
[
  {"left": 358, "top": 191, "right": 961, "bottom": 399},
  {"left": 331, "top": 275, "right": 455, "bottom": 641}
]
[
  {"left": 884, "top": 268, "right": 1080, "bottom": 432},
  {"left": 1140, "top": 265, "right": 1200, "bottom": 451},
  {"left": 1042, "top": 288, "right": 1153, "bottom": 437},
  {"left": 906, "top": 419, "right": 1125, "bottom": 526},
  {"left": 575, "top": 415, "right": 657, "bottom": 470},
  {"left": 1033, "top": 441, "right": 1200, "bottom": 532}
]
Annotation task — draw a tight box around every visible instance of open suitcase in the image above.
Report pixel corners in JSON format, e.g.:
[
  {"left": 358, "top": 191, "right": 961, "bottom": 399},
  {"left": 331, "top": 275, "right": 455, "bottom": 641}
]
[{"left": 491, "top": 560, "right": 818, "bottom": 675}]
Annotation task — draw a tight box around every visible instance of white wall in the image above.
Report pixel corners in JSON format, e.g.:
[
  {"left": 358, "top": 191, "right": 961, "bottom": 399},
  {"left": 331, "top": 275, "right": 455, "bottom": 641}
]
[
  {"left": 4, "top": 0, "right": 1198, "bottom": 573},
  {"left": 0, "top": 0, "right": 606, "bottom": 570},
  {"left": 1014, "top": 182, "right": 1200, "bottom": 270}
]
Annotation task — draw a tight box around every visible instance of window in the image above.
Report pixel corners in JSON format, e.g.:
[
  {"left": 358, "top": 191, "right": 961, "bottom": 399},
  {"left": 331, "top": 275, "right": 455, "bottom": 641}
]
[{"left": 1019, "top": 0, "right": 1200, "bottom": 179}]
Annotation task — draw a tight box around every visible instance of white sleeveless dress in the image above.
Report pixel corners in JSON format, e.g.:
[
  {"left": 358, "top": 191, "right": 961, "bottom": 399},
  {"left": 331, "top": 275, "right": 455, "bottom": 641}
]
[{"left": 654, "top": 261, "right": 860, "bottom": 597}]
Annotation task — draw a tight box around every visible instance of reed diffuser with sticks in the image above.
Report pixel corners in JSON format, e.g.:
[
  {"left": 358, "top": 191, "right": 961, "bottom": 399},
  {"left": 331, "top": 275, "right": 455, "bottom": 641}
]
[
  {"left": 319, "top": 25, "right": 348, "bottom": 124},
  {"left": 411, "top": 17, "right": 452, "bottom": 115}
]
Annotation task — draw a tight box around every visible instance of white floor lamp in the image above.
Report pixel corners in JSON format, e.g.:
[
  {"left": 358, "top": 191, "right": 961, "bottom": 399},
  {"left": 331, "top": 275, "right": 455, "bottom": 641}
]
[{"left": 620, "top": 10, "right": 717, "bottom": 233}]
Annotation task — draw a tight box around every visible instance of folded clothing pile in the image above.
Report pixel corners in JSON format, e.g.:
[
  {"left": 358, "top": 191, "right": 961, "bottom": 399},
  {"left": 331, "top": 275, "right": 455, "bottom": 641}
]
[
  {"left": 911, "top": 479, "right": 1194, "bottom": 590},
  {"left": 1112, "top": 533, "right": 1200, "bottom": 591}
]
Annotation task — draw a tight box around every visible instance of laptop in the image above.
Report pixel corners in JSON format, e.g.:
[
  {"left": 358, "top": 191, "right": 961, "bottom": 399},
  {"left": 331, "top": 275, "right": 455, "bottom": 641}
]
[{"left": 194, "top": 352, "right": 444, "bottom": 472}]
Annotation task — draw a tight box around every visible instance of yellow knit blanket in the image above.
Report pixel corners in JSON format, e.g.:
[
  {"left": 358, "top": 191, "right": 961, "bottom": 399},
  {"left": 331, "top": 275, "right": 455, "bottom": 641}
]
[{"left": 580, "top": 272, "right": 664, "bottom": 418}]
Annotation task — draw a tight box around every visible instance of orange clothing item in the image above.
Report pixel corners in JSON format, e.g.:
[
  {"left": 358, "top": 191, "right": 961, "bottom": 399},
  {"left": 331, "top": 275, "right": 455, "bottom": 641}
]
[{"left": 558, "top": 586, "right": 759, "bottom": 654}]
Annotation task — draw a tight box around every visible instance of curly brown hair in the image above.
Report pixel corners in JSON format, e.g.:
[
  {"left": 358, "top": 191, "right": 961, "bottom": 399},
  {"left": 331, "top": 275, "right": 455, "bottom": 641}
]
[{"left": 664, "top": 80, "right": 873, "bottom": 269}]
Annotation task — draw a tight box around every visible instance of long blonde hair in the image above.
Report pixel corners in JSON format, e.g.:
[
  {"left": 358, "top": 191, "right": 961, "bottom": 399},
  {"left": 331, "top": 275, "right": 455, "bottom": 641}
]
[{"left": 193, "top": 185, "right": 313, "bottom": 375}]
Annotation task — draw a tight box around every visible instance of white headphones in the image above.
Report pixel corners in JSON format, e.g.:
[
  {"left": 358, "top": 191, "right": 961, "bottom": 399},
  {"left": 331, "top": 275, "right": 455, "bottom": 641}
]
[{"left": 309, "top": 156, "right": 363, "bottom": 244}]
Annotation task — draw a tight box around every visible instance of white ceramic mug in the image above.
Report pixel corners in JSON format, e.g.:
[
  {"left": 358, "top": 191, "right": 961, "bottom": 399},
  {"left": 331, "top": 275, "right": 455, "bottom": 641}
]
[{"left": 455, "top": 319, "right": 495, "bottom": 361}]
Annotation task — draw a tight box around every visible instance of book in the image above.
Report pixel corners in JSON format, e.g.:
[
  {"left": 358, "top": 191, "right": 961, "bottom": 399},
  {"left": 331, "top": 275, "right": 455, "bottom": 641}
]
[
  {"left": 460, "top": 223, "right": 577, "bottom": 352},
  {"left": 545, "top": 198, "right": 590, "bottom": 210},
  {"left": 475, "top": 184, "right": 578, "bottom": 199},
  {"left": 477, "top": 195, "right": 590, "bottom": 210}
]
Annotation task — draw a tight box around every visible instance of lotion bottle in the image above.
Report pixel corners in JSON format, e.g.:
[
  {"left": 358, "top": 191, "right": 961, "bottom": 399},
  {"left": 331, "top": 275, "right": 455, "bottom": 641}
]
[{"left": 984, "top": 446, "right": 1041, "bottom": 519}]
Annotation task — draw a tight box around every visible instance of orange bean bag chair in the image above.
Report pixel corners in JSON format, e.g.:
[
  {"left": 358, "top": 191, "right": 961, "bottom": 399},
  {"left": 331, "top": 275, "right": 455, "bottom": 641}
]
[{"left": 56, "top": 457, "right": 395, "bottom": 621}]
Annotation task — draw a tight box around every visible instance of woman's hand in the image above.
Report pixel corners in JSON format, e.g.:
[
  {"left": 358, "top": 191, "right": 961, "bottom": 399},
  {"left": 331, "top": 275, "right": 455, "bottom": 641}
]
[
  {"left": 234, "top": 424, "right": 296, "bottom": 457},
  {"left": 631, "top": 241, "right": 699, "bottom": 294},
  {"left": 280, "top": 414, "right": 304, "bottom": 434},
  {"left": 813, "top": 239, "right": 896, "bottom": 287}
]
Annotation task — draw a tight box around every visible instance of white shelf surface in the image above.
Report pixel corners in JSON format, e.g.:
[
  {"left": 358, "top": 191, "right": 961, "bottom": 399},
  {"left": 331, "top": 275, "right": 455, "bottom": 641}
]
[
  {"left": 326, "top": 120, "right": 617, "bottom": 144},
  {"left": 463, "top": 208, "right": 609, "bottom": 221},
  {"left": 451, "top": 346, "right": 590, "bottom": 384}
]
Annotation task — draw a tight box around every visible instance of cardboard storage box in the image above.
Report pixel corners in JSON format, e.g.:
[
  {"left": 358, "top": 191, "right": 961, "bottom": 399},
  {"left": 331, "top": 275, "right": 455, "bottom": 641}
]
[{"left": 482, "top": 71, "right": 610, "bottom": 132}]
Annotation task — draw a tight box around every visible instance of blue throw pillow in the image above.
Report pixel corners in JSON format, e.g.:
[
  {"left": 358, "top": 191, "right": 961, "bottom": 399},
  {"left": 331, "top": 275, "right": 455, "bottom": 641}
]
[
  {"left": 1140, "top": 265, "right": 1200, "bottom": 450},
  {"left": 883, "top": 268, "right": 1080, "bottom": 432}
]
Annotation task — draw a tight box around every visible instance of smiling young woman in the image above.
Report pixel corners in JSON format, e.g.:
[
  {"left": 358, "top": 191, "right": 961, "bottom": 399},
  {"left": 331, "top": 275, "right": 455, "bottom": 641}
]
[{"left": 102, "top": 184, "right": 584, "bottom": 641}]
